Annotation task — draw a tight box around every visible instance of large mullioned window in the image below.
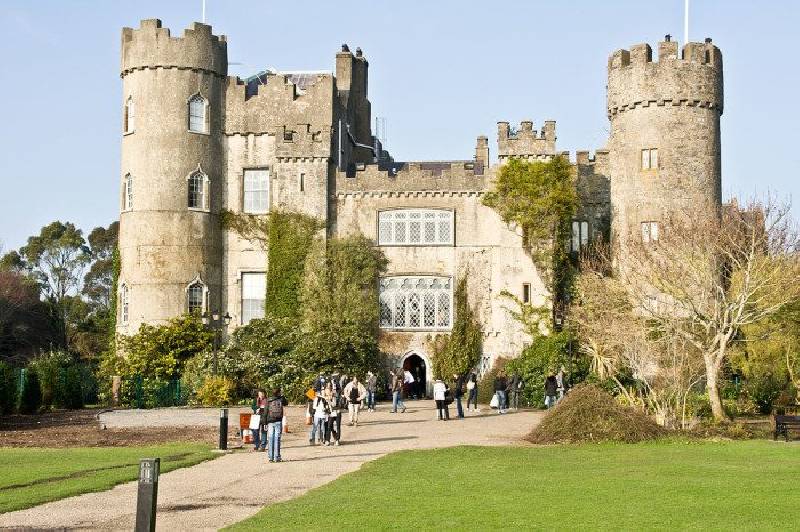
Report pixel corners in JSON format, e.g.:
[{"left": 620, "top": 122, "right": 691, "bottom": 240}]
[
  {"left": 188, "top": 94, "right": 207, "bottom": 133},
  {"left": 379, "top": 276, "right": 452, "bottom": 330},
  {"left": 241, "top": 272, "right": 266, "bottom": 324},
  {"left": 378, "top": 209, "right": 454, "bottom": 246},
  {"left": 243, "top": 169, "right": 269, "bottom": 214}
]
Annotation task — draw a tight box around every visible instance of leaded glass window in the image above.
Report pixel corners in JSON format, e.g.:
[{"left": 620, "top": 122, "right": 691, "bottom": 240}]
[
  {"left": 379, "top": 276, "right": 452, "bottom": 330},
  {"left": 188, "top": 171, "right": 208, "bottom": 210},
  {"left": 187, "top": 282, "right": 205, "bottom": 314},
  {"left": 243, "top": 169, "right": 269, "bottom": 214},
  {"left": 241, "top": 272, "right": 266, "bottom": 324},
  {"left": 188, "top": 94, "right": 207, "bottom": 133},
  {"left": 377, "top": 209, "right": 454, "bottom": 245}
]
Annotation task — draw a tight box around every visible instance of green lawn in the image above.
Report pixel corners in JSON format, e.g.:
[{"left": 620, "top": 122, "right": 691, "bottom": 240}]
[
  {"left": 0, "top": 443, "right": 216, "bottom": 513},
  {"left": 230, "top": 441, "right": 799, "bottom": 530}
]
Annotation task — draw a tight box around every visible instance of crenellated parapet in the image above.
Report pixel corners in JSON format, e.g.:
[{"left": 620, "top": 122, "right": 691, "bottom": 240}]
[
  {"left": 607, "top": 37, "right": 723, "bottom": 118},
  {"left": 336, "top": 160, "right": 488, "bottom": 194},
  {"left": 275, "top": 124, "right": 332, "bottom": 161},
  {"left": 121, "top": 19, "right": 227, "bottom": 78},
  {"left": 497, "top": 120, "right": 556, "bottom": 162}
]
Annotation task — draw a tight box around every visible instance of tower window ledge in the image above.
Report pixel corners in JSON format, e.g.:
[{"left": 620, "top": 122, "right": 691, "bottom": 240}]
[
  {"left": 187, "top": 129, "right": 211, "bottom": 136},
  {"left": 123, "top": 130, "right": 135, "bottom": 136}
]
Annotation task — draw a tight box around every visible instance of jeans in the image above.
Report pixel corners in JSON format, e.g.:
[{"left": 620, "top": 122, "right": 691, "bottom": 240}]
[
  {"left": 308, "top": 419, "right": 317, "bottom": 442},
  {"left": 467, "top": 388, "right": 478, "bottom": 409},
  {"left": 313, "top": 417, "right": 326, "bottom": 442},
  {"left": 328, "top": 415, "right": 339, "bottom": 442},
  {"left": 496, "top": 390, "right": 507, "bottom": 412},
  {"left": 455, "top": 396, "right": 464, "bottom": 418},
  {"left": 267, "top": 421, "right": 282, "bottom": 461},
  {"left": 392, "top": 391, "right": 405, "bottom": 412},
  {"left": 366, "top": 391, "right": 376, "bottom": 409},
  {"left": 545, "top": 395, "right": 557, "bottom": 409},
  {"left": 511, "top": 390, "right": 520, "bottom": 410},
  {"left": 348, "top": 403, "right": 361, "bottom": 424},
  {"left": 252, "top": 426, "right": 265, "bottom": 449}
]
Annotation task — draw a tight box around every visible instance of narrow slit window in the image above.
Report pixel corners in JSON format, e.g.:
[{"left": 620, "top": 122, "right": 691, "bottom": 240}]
[
  {"left": 124, "top": 97, "right": 135, "bottom": 134},
  {"left": 124, "top": 174, "right": 133, "bottom": 211},
  {"left": 120, "top": 284, "right": 129, "bottom": 323},
  {"left": 299, "top": 172, "right": 305, "bottom": 192},
  {"left": 522, "top": 283, "right": 531, "bottom": 304}
]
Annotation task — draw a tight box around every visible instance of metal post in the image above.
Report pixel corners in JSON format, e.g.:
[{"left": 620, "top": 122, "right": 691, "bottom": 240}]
[
  {"left": 219, "top": 408, "right": 228, "bottom": 450},
  {"left": 135, "top": 458, "right": 160, "bottom": 532}
]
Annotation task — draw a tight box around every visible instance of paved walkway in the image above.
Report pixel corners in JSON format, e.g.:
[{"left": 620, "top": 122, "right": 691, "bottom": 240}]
[{"left": 0, "top": 402, "right": 543, "bottom": 531}]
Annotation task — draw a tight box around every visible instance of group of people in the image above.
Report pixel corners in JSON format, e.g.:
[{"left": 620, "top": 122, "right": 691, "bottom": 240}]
[{"left": 248, "top": 366, "right": 568, "bottom": 461}]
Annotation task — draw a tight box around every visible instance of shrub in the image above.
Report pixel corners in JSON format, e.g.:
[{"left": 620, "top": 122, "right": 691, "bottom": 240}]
[
  {"left": 29, "top": 350, "right": 72, "bottom": 407},
  {"left": 18, "top": 369, "right": 42, "bottom": 414},
  {"left": 528, "top": 383, "right": 666, "bottom": 444},
  {"left": 477, "top": 358, "right": 510, "bottom": 405},
  {"left": 0, "top": 361, "right": 17, "bottom": 414},
  {"left": 196, "top": 376, "right": 234, "bottom": 406},
  {"left": 743, "top": 373, "right": 785, "bottom": 414},
  {"left": 62, "top": 365, "right": 84, "bottom": 409},
  {"left": 431, "top": 276, "right": 482, "bottom": 380},
  {"left": 506, "top": 331, "right": 579, "bottom": 408}
]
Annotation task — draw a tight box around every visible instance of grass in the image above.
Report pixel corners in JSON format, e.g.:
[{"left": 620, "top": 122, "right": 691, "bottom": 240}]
[
  {"left": 230, "top": 441, "right": 800, "bottom": 530},
  {"left": 0, "top": 443, "right": 216, "bottom": 513}
]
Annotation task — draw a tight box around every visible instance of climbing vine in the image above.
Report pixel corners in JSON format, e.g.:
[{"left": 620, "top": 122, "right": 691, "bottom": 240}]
[{"left": 431, "top": 276, "right": 483, "bottom": 379}]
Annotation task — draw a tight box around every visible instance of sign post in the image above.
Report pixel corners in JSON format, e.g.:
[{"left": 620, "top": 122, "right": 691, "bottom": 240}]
[
  {"left": 135, "top": 458, "right": 160, "bottom": 532},
  {"left": 219, "top": 408, "right": 228, "bottom": 450}
]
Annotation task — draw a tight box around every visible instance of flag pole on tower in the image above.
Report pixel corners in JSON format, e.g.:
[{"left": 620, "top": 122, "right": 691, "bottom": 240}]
[
  {"left": 684, "top": 0, "right": 689, "bottom": 45},
  {"left": 202, "top": 0, "right": 206, "bottom": 23}
]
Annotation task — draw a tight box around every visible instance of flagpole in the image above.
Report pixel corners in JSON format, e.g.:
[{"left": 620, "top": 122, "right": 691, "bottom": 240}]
[
  {"left": 684, "top": 0, "right": 689, "bottom": 45},
  {"left": 202, "top": 0, "right": 206, "bottom": 23}
]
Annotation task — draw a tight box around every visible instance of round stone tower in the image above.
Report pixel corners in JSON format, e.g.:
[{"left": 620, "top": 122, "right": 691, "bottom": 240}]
[
  {"left": 607, "top": 37, "right": 723, "bottom": 267},
  {"left": 118, "top": 19, "right": 227, "bottom": 333}
]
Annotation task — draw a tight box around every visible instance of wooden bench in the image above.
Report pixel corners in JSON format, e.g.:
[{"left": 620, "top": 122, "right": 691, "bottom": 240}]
[{"left": 773, "top": 414, "right": 800, "bottom": 441}]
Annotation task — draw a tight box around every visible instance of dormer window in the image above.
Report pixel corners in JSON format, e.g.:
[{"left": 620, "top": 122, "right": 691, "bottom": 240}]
[
  {"left": 188, "top": 94, "right": 208, "bottom": 133},
  {"left": 124, "top": 96, "right": 135, "bottom": 134}
]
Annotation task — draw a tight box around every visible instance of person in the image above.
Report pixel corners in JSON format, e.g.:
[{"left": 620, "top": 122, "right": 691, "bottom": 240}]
[
  {"left": 433, "top": 378, "right": 450, "bottom": 420},
  {"left": 403, "top": 369, "right": 415, "bottom": 399},
  {"left": 545, "top": 374, "right": 559, "bottom": 409},
  {"left": 509, "top": 371, "right": 524, "bottom": 410},
  {"left": 306, "top": 391, "right": 317, "bottom": 445},
  {"left": 556, "top": 366, "right": 566, "bottom": 403},
  {"left": 452, "top": 373, "right": 465, "bottom": 418},
  {"left": 494, "top": 371, "right": 508, "bottom": 414},
  {"left": 343, "top": 376, "right": 367, "bottom": 426},
  {"left": 313, "top": 372, "right": 326, "bottom": 393},
  {"left": 310, "top": 388, "right": 330, "bottom": 445},
  {"left": 264, "top": 388, "right": 288, "bottom": 463},
  {"left": 326, "top": 384, "right": 341, "bottom": 446},
  {"left": 466, "top": 372, "right": 478, "bottom": 412},
  {"left": 366, "top": 371, "right": 378, "bottom": 412},
  {"left": 251, "top": 389, "right": 267, "bottom": 452},
  {"left": 391, "top": 371, "right": 406, "bottom": 413},
  {"left": 330, "top": 372, "right": 344, "bottom": 438}
]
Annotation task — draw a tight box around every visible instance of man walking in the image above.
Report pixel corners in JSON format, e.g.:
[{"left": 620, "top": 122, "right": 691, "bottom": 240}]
[
  {"left": 466, "top": 372, "right": 478, "bottom": 412},
  {"left": 366, "top": 371, "right": 378, "bottom": 411},
  {"left": 264, "top": 388, "right": 288, "bottom": 463},
  {"left": 391, "top": 371, "right": 406, "bottom": 413},
  {"left": 545, "top": 374, "right": 559, "bottom": 409},
  {"left": 343, "top": 376, "right": 367, "bottom": 426},
  {"left": 494, "top": 371, "right": 508, "bottom": 414},
  {"left": 509, "top": 371, "right": 524, "bottom": 410},
  {"left": 452, "top": 373, "right": 465, "bottom": 418}
]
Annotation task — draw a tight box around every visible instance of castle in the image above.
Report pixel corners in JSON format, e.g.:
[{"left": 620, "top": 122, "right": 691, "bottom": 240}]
[{"left": 117, "top": 19, "right": 723, "bottom": 389}]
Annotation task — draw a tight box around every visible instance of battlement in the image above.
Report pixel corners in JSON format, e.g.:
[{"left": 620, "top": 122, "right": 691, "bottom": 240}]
[
  {"left": 121, "top": 19, "right": 227, "bottom": 77},
  {"left": 497, "top": 120, "right": 556, "bottom": 161},
  {"left": 607, "top": 37, "right": 723, "bottom": 117}
]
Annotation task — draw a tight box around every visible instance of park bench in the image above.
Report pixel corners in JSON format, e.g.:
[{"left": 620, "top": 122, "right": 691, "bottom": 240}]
[{"left": 773, "top": 412, "right": 800, "bottom": 441}]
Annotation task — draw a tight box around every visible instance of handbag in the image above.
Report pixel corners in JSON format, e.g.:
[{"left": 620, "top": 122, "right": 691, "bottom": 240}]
[
  {"left": 248, "top": 413, "right": 261, "bottom": 430},
  {"left": 490, "top": 393, "right": 499, "bottom": 409},
  {"left": 467, "top": 380, "right": 475, "bottom": 391}
]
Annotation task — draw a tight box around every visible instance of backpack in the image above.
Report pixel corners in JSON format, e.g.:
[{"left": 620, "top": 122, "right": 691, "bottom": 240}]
[
  {"left": 349, "top": 386, "right": 360, "bottom": 403},
  {"left": 266, "top": 397, "right": 284, "bottom": 422}
]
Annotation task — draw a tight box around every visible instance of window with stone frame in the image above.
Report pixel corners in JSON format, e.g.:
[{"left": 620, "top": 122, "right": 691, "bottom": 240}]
[
  {"left": 123, "top": 174, "right": 134, "bottom": 211},
  {"left": 641, "top": 221, "right": 660, "bottom": 243},
  {"left": 571, "top": 220, "right": 589, "bottom": 252},
  {"left": 187, "top": 281, "right": 205, "bottom": 314},
  {"left": 377, "top": 209, "right": 454, "bottom": 246},
  {"left": 188, "top": 94, "right": 207, "bottom": 133},
  {"left": 522, "top": 283, "right": 531, "bottom": 304},
  {"left": 120, "top": 283, "right": 129, "bottom": 323},
  {"left": 641, "top": 148, "right": 658, "bottom": 170},
  {"left": 379, "top": 276, "right": 452, "bottom": 330},
  {"left": 188, "top": 170, "right": 209, "bottom": 210},
  {"left": 124, "top": 96, "right": 135, "bottom": 134},
  {"left": 241, "top": 272, "right": 266, "bottom": 324},
  {"left": 243, "top": 169, "right": 269, "bottom": 214}
]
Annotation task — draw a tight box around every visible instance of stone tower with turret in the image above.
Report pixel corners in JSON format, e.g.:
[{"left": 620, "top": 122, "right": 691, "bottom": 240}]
[
  {"left": 607, "top": 36, "right": 723, "bottom": 270},
  {"left": 119, "top": 20, "right": 227, "bottom": 330}
]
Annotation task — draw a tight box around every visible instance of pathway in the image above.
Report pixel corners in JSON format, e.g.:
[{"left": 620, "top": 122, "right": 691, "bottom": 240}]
[{"left": 0, "top": 402, "right": 543, "bottom": 531}]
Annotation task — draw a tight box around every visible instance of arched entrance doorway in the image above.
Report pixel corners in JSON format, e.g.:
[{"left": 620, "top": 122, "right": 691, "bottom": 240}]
[{"left": 401, "top": 351, "right": 430, "bottom": 399}]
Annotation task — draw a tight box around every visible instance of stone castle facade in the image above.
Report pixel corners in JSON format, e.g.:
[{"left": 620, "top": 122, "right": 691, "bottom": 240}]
[{"left": 117, "top": 19, "right": 723, "bottom": 388}]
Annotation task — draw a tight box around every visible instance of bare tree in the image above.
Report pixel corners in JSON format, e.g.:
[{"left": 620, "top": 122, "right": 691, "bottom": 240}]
[{"left": 619, "top": 199, "right": 800, "bottom": 421}]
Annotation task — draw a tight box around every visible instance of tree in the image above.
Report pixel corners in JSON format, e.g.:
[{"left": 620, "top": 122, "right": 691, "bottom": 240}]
[
  {"left": 0, "top": 270, "right": 55, "bottom": 363},
  {"left": 618, "top": 199, "right": 800, "bottom": 421},
  {"left": 432, "top": 276, "right": 482, "bottom": 379},
  {"left": 19, "top": 221, "right": 90, "bottom": 349},
  {"left": 82, "top": 222, "right": 118, "bottom": 311}
]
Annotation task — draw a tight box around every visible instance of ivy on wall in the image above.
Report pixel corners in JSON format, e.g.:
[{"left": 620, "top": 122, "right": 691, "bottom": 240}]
[{"left": 431, "top": 276, "right": 483, "bottom": 379}]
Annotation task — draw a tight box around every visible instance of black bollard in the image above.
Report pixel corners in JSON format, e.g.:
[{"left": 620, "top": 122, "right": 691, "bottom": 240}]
[
  {"left": 135, "top": 458, "right": 160, "bottom": 532},
  {"left": 219, "top": 408, "right": 228, "bottom": 450}
]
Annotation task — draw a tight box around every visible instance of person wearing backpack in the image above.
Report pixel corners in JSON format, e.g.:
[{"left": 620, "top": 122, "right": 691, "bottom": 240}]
[
  {"left": 365, "top": 371, "right": 378, "bottom": 412},
  {"left": 391, "top": 371, "right": 406, "bottom": 413},
  {"left": 342, "top": 376, "right": 367, "bottom": 426},
  {"left": 325, "top": 383, "right": 342, "bottom": 446},
  {"left": 264, "top": 388, "right": 288, "bottom": 462},
  {"left": 310, "top": 389, "right": 330, "bottom": 445},
  {"left": 466, "top": 372, "right": 478, "bottom": 412}
]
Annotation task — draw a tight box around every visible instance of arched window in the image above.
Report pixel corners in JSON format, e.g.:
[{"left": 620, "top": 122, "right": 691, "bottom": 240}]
[
  {"left": 187, "top": 170, "right": 209, "bottom": 210},
  {"left": 186, "top": 280, "right": 205, "bottom": 314},
  {"left": 188, "top": 94, "right": 207, "bottom": 133},
  {"left": 123, "top": 174, "right": 133, "bottom": 211},
  {"left": 379, "top": 276, "right": 452, "bottom": 330},
  {"left": 124, "top": 96, "right": 135, "bottom": 134},
  {"left": 120, "top": 284, "right": 129, "bottom": 323}
]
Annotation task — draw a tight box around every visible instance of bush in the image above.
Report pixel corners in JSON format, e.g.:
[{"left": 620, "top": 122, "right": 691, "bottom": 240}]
[
  {"left": 18, "top": 369, "right": 41, "bottom": 414},
  {"left": 62, "top": 365, "right": 84, "bottom": 409},
  {"left": 196, "top": 376, "right": 234, "bottom": 406},
  {"left": 0, "top": 361, "right": 17, "bottom": 414},
  {"left": 528, "top": 383, "right": 666, "bottom": 444},
  {"left": 743, "top": 373, "right": 785, "bottom": 414},
  {"left": 506, "top": 331, "right": 580, "bottom": 408},
  {"left": 477, "top": 358, "right": 510, "bottom": 405},
  {"left": 431, "top": 277, "right": 482, "bottom": 380},
  {"left": 29, "top": 350, "right": 72, "bottom": 407}
]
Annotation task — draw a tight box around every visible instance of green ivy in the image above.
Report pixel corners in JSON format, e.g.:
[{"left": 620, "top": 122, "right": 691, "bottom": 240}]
[{"left": 432, "top": 276, "right": 483, "bottom": 379}]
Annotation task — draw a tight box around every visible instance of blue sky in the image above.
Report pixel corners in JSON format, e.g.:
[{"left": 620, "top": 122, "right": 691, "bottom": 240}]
[{"left": 1, "top": 0, "right": 797, "bottom": 251}]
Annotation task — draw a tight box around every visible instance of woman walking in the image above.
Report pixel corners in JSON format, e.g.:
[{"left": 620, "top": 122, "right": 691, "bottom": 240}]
[
  {"left": 466, "top": 372, "right": 478, "bottom": 412},
  {"left": 391, "top": 371, "right": 406, "bottom": 413},
  {"left": 251, "top": 389, "right": 267, "bottom": 452},
  {"left": 326, "top": 384, "right": 341, "bottom": 446},
  {"left": 311, "top": 388, "right": 330, "bottom": 445},
  {"left": 433, "top": 378, "right": 449, "bottom": 420}
]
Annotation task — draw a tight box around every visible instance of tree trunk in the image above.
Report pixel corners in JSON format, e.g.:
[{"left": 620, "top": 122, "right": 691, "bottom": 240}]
[{"left": 704, "top": 355, "right": 727, "bottom": 421}]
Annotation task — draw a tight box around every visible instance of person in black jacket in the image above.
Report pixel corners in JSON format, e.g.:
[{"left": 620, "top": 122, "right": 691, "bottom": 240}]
[
  {"left": 494, "top": 372, "right": 508, "bottom": 414},
  {"left": 509, "top": 371, "right": 524, "bottom": 410},
  {"left": 264, "top": 388, "right": 289, "bottom": 462},
  {"left": 544, "top": 374, "right": 558, "bottom": 409},
  {"left": 452, "top": 373, "right": 465, "bottom": 418}
]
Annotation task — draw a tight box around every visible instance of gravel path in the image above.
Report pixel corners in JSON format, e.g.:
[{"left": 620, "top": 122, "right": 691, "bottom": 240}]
[{"left": 0, "top": 402, "right": 543, "bottom": 531}]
